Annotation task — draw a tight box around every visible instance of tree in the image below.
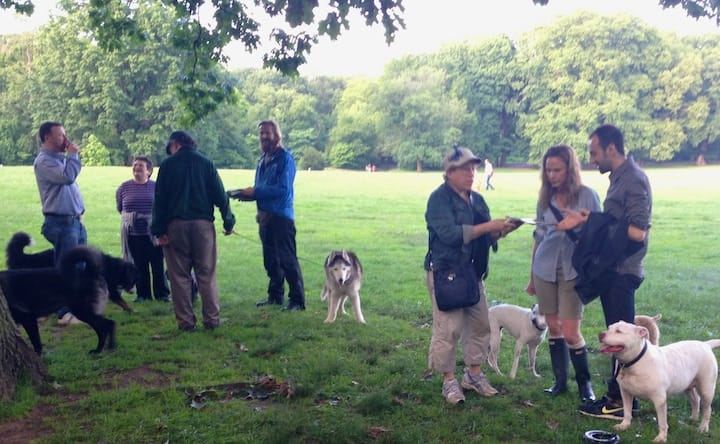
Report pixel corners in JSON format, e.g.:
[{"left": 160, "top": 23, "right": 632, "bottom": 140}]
[
  {"left": 377, "top": 58, "right": 471, "bottom": 171},
  {"left": 82, "top": 135, "right": 112, "bottom": 166},
  {"left": 0, "top": 34, "right": 38, "bottom": 165},
  {"left": 327, "top": 78, "right": 381, "bottom": 168},
  {"left": 10, "top": 0, "right": 405, "bottom": 123},
  {"left": 515, "top": 12, "right": 681, "bottom": 162},
  {"left": 678, "top": 34, "right": 720, "bottom": 163},
  {"left": 533, "top": 0, "right": 720, "bottom": 24},
  {"left": 23, "top": 2, "right": 186, "bottom": 164},
  {"left": 434, "top": 36, "right": 524, "bottom": 165},
  {"left": 0, "top": 287, "right": 48, "bottom": 401}
]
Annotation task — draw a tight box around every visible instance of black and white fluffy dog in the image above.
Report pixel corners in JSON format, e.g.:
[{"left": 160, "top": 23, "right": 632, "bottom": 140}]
[
  {"left": 1, "top": 245, "right": 117, "bottom": 354},
  {"left": 6, "top": 232, "right": 135, "bottom": 312}
]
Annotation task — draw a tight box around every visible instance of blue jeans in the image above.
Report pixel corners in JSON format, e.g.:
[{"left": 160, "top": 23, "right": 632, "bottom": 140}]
[{"left": 42, "top": 215, "right": 87, "bottom": 317}]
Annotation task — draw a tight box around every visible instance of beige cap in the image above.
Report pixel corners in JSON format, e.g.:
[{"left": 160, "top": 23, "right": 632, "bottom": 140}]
[{"left": 442, "top": 147, "right": 482, "bottom": 171}]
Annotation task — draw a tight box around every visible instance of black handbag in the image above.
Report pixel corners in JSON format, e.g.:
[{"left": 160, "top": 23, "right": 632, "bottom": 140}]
[{"left": 433, "top": 263, "right": 481, "bottom": 311}]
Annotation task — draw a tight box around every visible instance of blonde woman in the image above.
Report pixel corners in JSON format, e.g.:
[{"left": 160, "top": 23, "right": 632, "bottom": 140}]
[{"left": 526, "top": 145, "right": 600, "bottom": 402}]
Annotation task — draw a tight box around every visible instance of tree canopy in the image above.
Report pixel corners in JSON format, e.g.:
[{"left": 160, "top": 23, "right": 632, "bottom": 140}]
[
  {"left": 1, "top": 8, "right": 719, "bottom": 168},
  {"left": 5, "top": 1, "right": 720, "bottom": 122}
]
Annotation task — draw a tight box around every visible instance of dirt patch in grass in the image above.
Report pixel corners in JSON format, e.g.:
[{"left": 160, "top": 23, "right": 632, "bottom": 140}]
[
  {"left": 0, "top": 365, "right": 175, "bottom": 443},
  {"left": 100, "top": 365, "right": 175, "bottom": 390},
  {"left": 0, "top": 403, "right": 56, "bottom": 444}
]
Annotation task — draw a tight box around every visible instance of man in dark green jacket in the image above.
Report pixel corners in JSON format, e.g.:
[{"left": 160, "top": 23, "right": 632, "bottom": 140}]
[{"left": 151, "top": 131, "right": 235, "bottom": 331}]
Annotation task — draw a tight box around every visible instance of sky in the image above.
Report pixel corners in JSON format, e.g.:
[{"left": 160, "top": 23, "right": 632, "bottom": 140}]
[{"left": 2, "top": 0, "right": 719, "bottom": 77}]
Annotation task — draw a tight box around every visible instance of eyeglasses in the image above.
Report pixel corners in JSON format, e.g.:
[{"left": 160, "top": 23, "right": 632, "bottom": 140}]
[{"left": 454, "top": 163, "right": 476, "bottom": 173}]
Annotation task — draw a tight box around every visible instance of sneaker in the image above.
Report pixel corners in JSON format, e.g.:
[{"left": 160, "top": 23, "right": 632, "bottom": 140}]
[
  {"left": 58, "top": 312, "right": 83, "bottom": 326},
  {"left": 461, "top": 369, "right": 498, "bottom": 396},
  {"left": 578, "top": 395, "right": 639, "bottom": 420},
  {"left": 441, "top": 378, "right": 465, "bottom": 404}
]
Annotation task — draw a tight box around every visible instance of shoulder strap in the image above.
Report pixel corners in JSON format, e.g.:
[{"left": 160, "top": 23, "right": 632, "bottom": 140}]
[{"left": 549, "top": 203, "right": 579, "bottom": 243}]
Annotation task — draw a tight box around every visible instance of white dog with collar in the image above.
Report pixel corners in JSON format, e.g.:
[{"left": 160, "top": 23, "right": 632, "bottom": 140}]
[
  {"left": 599, "top": 320, "right": 720, "bottom": 442},
  {"left": 487, "top": 303, "right": 547, "bottom": 379}
]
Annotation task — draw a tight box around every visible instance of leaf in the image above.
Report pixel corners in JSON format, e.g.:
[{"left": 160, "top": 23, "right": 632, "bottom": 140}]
[{"left": 368, "top": 426, "right": 392, "bottom": 439}]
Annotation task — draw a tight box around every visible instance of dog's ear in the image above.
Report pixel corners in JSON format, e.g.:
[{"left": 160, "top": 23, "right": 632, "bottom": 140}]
[
  {"left": 340, "top": 250, "right": 351, "bottom": 263},
  {"left": 326, "top": 251, "right": 341, "bottom": 267},
  {"left": 637, "top": 326, "right": 650, "bottom": 338}
]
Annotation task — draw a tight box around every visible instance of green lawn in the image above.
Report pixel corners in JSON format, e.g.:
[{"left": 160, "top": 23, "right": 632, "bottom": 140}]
[{"left": 1, "top": 164, "right": 719, "bottom": 443}]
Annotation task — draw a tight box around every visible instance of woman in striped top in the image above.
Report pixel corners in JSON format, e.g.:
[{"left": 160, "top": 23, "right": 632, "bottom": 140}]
[{"left": 116, "top": 156, "right": 170, "bottom": 302}]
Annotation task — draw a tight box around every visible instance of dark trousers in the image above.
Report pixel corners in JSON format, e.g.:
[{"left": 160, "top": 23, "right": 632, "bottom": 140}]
[
  {"left": 259, "top": 215, "right": 305, "bottom": 305},
  {"left": 128, "top": 235, "right": 169, "bottom": 300},
  {"left": 600, "top": 272, "right": 642, "bottom": 400}
]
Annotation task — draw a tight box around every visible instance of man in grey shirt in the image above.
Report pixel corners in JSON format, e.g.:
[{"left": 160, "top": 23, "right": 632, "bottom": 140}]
[
  {"left": 34, "top": 121, "right": 87, "bottom": 325},
  {"left": 556, "top": 124, "right": 652, "bottom": 420}
]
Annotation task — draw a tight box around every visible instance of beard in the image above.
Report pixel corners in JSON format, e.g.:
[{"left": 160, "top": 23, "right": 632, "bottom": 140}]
[{"left": 261, "top": 138, "right": 277, "bottom": 153}]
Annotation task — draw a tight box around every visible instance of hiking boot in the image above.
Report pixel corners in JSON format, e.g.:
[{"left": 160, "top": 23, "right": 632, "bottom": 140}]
[
  {"left": 578, "top": 395, "right": 639, "bottom": 420},
  {"left": 441, "top": 378, "right": 465, "bottom": 404},
  {"left": 461, "top": 369, "right": 498, "bottom": 397}
]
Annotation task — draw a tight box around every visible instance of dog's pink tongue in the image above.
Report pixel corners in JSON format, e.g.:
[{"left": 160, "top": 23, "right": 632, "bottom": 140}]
[{"left": 598, "top": 344, "right": 624, "bottom": 354}]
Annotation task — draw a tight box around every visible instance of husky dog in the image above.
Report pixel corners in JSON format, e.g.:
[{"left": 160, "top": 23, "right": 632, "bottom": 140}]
[
  {"left": 320, "top": 250, "right": 365, "bottom": 324},
  {"left": 599, "top": 320, "right": 720, "bottom": 442},
  {"left": 488, "top": 303, "right": 548, "bottom": 379}
]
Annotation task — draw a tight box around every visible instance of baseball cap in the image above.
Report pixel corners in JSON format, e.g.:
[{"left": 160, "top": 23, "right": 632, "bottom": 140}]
[{"left": 442, "top": 147, "right": 482, "bottom": 171}]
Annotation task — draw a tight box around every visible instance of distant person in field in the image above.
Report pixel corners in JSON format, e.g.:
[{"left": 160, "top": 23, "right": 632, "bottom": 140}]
[
  {"left": 483, "top": 158, "right": 495, "bottom": 190},
  {"left": 526, "top": 145, "right": 601, "bottom": 403},
  {"left": 117, "top": 156, "right": 170, "bottom": 303},
  {"left": 555, "top": 124, "right": 652, "bottom": 420},
  {"left": 33, "top": 121, "right": 85, "bottom": 326},
  {"left": 237, "top": 120, "right": 306, "bottom": 312}
]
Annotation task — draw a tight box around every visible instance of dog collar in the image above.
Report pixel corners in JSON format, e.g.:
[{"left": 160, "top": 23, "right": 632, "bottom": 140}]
[
  {"left": 531, "top": 317, "right": 545, "bottom": 332},
  {"left": 618, "top": 339, "right": 648, "bottom": 369}
]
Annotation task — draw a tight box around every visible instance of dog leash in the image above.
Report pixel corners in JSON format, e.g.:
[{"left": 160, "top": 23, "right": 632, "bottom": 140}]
[{"left": 227, "top": 230, "right": 326, "bottom": 268}]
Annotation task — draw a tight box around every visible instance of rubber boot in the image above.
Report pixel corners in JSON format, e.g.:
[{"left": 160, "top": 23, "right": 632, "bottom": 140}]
[
  {"left": 544, "top": 338, "right": 568, "bottom": 395},
  {"left": 570, "top": 346, "right": 596, "bottom": 403}
]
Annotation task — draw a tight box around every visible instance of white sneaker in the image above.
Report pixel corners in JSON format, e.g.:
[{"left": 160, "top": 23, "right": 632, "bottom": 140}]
[
  {"left": 461, "top": 369, "right": 498, "bottom": 396},
  {"left": 441, "top": 378, "right": 465, "bottom": 404},
  {"left": 58, "top": 313, "right": 83, "bottom": 326}
]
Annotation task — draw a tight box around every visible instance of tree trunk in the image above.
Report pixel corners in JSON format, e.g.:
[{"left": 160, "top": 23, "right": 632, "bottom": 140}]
[{"left": 0, "top": 286, "right": 48, "bottom": 401}]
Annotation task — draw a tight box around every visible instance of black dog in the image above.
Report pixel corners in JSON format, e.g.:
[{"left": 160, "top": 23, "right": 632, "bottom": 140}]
[
  {"left": 1, "top": 245, "right": 116, "bottom": 354},
  {"left": 6, "top": 232, "right": 135, "bottom": 312},
  {"left": 6, "top": 231, "right": 55, "bottom": 269}
]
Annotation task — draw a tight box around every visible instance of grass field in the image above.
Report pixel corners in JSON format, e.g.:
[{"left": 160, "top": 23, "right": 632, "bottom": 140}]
[{"left": 0, "top": 164, "right": 719, "bottom": 443}]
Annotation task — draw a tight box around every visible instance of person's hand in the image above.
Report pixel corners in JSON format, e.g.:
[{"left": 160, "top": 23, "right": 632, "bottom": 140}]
[
  {"left": 224, "top": 229, "right": 234, "bottom": 236},
  {"left": 66, "top": 139, "right": 81, "bottom": 154},
  {"left": 555, "top": 209, "right": 589, "bottom": 231},
  {"left": 156, "top": 235, "right": 169, "bottom": 245},
  {"left": 501, "top": 218, "right": 522, "bottom": 237},
  {"left": 240, "top": 187, "right": 254, "bottom": 198},
  {"left": 526, "top": 278, "right": 536, "bottom": 296}
]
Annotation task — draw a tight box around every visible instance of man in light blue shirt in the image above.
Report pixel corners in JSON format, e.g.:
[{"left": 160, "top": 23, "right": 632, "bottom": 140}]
[{"left": 34, "top": 121, "right": 86, "bottom": 325}]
